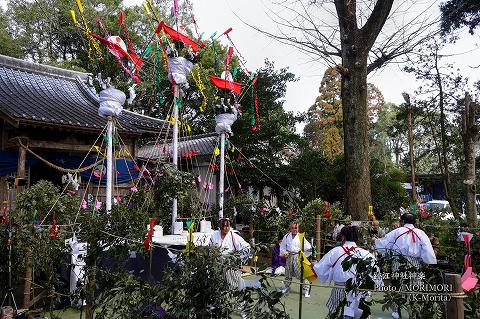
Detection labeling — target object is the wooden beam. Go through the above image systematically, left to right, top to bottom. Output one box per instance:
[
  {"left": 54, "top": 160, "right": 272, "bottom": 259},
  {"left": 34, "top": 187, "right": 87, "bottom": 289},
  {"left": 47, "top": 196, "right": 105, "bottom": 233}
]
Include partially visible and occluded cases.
[{"left": 27, "top": 140, "right": 100, "bottom": 152}]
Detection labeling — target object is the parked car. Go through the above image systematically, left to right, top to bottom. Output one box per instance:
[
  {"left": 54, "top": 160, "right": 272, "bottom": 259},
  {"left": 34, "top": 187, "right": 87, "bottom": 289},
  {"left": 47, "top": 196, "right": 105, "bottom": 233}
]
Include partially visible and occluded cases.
[{"left": 424, "top": 200, "right": 450, "bottom": 210}]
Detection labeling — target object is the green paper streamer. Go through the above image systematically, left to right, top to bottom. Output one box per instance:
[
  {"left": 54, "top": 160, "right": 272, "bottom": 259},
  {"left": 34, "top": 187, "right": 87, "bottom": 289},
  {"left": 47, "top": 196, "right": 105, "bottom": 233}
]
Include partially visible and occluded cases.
[
  {"left": 143, "top": 44, "right": 153, "bottom": 58},
  {"left": 154, "top": 45, "right": 165, "bottom": 105},
  {"left": 232, "top": 66, "right": 239, "bottom": 78},
  {"left": 249, "top": 72, "right": 256, "bottom": 81},
  {"left": 412, "top": 203, "right": 417, "bottom": 215},
  {"left": 186, "top": 220, "right": 193, "bottom": 229}
]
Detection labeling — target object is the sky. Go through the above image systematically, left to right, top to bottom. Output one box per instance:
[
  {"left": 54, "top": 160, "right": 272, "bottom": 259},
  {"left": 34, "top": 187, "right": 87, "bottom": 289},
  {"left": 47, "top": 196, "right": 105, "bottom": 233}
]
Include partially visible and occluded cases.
[{"left": 2, "top": 0, "right": 479, "bottom": 121}]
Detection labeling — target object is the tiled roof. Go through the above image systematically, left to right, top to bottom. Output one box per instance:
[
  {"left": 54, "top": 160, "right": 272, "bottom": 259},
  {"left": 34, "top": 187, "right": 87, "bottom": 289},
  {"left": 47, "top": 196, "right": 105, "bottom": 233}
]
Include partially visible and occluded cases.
[
  {"left": 0, "top": 54, "right": 167, "bottom": 136},
  {"left": 138, "top": 132, "right": 218, "bottom": 160}
]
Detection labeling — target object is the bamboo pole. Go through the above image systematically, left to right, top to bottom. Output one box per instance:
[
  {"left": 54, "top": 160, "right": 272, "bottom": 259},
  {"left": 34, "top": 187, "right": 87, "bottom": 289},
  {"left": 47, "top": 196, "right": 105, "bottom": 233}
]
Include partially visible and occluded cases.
[{"left": 316, "top": 215, "right": 321, "bottom": 261}]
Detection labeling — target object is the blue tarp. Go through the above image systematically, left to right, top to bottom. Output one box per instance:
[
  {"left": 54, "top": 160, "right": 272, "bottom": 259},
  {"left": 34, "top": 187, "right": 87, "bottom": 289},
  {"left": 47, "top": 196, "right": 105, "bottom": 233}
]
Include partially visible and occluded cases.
[
  {"left": 0, "top": 150, "right": 38, "bottom": 176},
  {"left": 45, "top": 155, "right": 140, "bottom": 185}
]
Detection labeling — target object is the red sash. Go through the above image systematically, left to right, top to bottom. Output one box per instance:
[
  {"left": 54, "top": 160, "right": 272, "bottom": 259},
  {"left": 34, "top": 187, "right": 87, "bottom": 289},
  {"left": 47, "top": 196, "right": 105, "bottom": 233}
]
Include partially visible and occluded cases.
[
  {"left": 394, "top": 226, "right": 421, "bottom": 244},
  {"left": 332, "top": 245, "right": 358, "bottom": 268}
]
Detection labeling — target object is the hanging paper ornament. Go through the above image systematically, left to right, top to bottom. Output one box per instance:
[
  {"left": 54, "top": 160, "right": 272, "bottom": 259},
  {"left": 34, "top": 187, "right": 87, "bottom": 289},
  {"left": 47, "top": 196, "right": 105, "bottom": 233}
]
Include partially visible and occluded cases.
[
  {"left": 71, "top": 0, "right": 103, "bottom": 59},
  {"left": 155, "top": 21, "right": 201, "bottom": 52},
  {"left": 88, "top": 22, "right": 142, "bottom": 83},
  {"left": 191, "top": 67, "right": 206, "bottom": 112},
  {"left": 209, "top": 75, "right": 241, "bottom": 94},
  {"left": 250, "top": 76, "right": 261, "bottom": 131},
  {"left": 214, "top": 147, "right": 220, "bottom": 156},
  {"left": 203, "top": 182, "right": 214, "bottom": 190},
  {"left": 130, "top": 185, "right": 138, "bottom": 193},
  {"left": 81, "top": 199, "right": 88, "bottom": 209},
  {"left": 95, "top": 200, "right": 102, "bottom": 210},
  {"left": 322, "top": 201, "right": 331, "bottom": 219},
  {"left": 411, "top": 203, "right": 417, "bottom": 216},
  {"left": 419, "top": 203, "right": 428, "bottom": 219},
  {"left": 368, "top": 205, "right": 376, "bottom": 221},
  {"left": 33, "top": 209, "right": 41, "bottom": 233},
  {"left": 50, "top": 212, "right": 59, "bottom": 240},
  {"left": 144, "top": 217, "right": 157, "bottom": 253},
  {"left": 184, "top": 221, "right": 195, "bottom": 255},
  {"left": 461, "top": 233, "right": 478, "bottom": 291}
]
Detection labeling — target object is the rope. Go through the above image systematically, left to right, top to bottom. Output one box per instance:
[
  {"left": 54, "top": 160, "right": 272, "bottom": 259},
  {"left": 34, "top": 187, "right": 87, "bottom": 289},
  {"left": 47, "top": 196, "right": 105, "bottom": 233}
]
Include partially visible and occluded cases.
[{"left": 17, "top": 138, "right": 104, "bottom": 174}]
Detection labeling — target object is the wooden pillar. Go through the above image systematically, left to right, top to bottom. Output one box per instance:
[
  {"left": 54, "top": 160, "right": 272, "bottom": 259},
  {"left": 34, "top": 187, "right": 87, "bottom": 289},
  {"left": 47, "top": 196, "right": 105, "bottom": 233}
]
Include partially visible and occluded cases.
[
  {"left": 17, "top": 142, "right": 27, "bottom": 194},
  {"left": 0, "top": 176, "right": 6, "bottom": 213},
  {"left": 316, "top": 215, "right": 321, "bottom": 261},
  {"left": 445, "top": 273, "right": 464, "bottom": 319}
]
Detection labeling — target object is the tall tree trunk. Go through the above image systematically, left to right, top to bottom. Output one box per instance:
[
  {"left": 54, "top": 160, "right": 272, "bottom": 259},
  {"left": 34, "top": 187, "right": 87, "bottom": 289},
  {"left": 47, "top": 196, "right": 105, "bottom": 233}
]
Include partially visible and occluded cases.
[
  {"left": 335, "top": 0, "right": 394, "bottom": 220},
  {"left": 434, "top": 48, "right": 460, "bottom": 219},
  {"left": 340, "top": 58, "right": 371, "bottom": 220},
  {"left": 461, "top": 92, "right": 478, "bottom": 227},
  {"left": 406, "top": 103, "right": 418, "bottom": 202}
]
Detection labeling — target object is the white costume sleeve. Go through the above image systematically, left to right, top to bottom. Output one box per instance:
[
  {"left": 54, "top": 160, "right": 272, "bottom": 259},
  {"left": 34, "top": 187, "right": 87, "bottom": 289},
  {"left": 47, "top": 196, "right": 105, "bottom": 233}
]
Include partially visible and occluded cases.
[
  {"left": 374, "top": 229, "right": 396, "bottom": 254},
  {"left": 232, "top": 232, "right": 251, "bottom": 254},
  {"left": 419, "top": 232, "right": 437, "bottom": 264},
  {"left": 279, "top": 234, "right": 288, "bottom": 256},
  {"left": 302, "top": 237, "right": 312, "bottom": 257},
  {"left": 313, "top": 249, "right": 336, "bottom": 284}
]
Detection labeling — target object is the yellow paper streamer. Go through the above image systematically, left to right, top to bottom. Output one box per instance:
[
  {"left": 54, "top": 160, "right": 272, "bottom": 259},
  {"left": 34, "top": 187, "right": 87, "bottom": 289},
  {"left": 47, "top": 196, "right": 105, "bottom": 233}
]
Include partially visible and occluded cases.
[
  {"left": 75, "top": 0, "right": 83, "bottom": 13},
  {"left": 142, "top": 2, "right": 151, "bottom": 15},
  {"left": 70, "top": 10, "right": 78, "bottom": 25},
  {"left": 191, "top": 66, "right": 206, "bottom": 112},
  {"left": 214, "top": 148, "right": 220, "bottom": 156}
]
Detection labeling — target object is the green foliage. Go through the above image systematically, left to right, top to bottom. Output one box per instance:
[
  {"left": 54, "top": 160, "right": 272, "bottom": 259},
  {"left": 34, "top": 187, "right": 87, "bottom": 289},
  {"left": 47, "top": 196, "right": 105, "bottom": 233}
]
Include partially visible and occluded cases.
[
  {"left": 440, "top": 0, "right": 480, "bottom": 35},
  {"left": 0, "top": 7, "right": 20, "bottom": 57},
  {"left": 229, "top": 60, "right": 302, "bottom": 203},
  {"left": 304, "top": 66, "right": 385, "bottom": 160},
  {"left": 289, "top": 148, "right": 344, "bottom": 204},
  {"left": 370, "top": 157, "right": 410, "bottom": 218},
  {"left": 130, "top": 163, "right": 198, "bottom": 232},
  {"left": 0, "top": 180, "right": 78, "bottom": 303},
  {"left": 300, "top": 198, "right": 344, "bottom": 238},
  {"left": 94, "top": 246, "right": 290, "bottom": 319},
  {"left": 464, "top": 290, "right": 480, "bottom": 319}
]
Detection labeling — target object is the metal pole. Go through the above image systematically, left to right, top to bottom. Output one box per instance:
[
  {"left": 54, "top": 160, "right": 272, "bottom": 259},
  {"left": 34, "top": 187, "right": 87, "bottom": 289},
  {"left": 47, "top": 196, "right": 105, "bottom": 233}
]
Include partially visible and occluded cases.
[
  {"left": 171, "top": 84, "right": 179, "bottom": 233},
  {"left": 106, "top": 117, "right": 113, "bottom": 212},
  {"left": 218, "top": 132, "right": 225, "bottom": 219},
  {"left": 7, "top": 186, "right": 13, "bottom": 307},
  {"left": 299, "top": 235, "right": 304, "bottom": 319}
]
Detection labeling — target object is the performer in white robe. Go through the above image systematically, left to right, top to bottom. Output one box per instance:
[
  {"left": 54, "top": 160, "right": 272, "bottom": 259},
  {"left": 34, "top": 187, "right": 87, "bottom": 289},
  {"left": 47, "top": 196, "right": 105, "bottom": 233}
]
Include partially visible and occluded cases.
[
  {"left": 374, "top": 213, "right": 437, "bottom": 266},
  {"left": 375, "top": 213, "right": 436, "bottom": 319},
  {"left": 209, "top": 218, "right": 251, "bottom": 288},
  {"left": 209, "top": 218, "right": 251, "bottom": 318},
  {"left": 280, "top": 220, "right": 312, "bottom": 297},
  {"left": 314, "top": 225, "right": 380, "bottom": 319}
]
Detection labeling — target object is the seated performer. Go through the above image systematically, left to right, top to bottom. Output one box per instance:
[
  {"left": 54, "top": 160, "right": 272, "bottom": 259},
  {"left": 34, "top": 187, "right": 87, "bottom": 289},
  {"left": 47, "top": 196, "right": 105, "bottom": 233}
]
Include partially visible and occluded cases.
[
  {"left": 314, "top": 225, "right": 380, "bottom": 319},
  {"left": 271, "top": 233, "right": 287, "bottom": 276}
]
